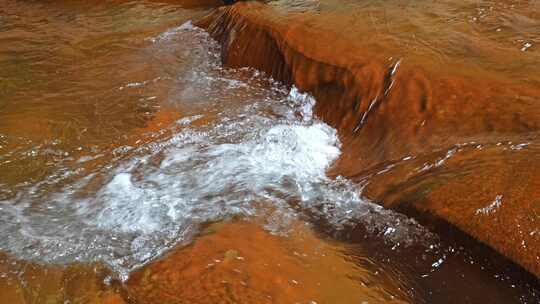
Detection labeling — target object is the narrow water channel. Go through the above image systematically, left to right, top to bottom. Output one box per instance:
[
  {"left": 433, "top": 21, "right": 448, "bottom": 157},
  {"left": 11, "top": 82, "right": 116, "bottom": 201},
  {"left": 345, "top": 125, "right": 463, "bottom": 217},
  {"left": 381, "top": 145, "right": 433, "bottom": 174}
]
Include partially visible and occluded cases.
[{"left": 0, "top": 1, "right": 538, "bottom": 303}]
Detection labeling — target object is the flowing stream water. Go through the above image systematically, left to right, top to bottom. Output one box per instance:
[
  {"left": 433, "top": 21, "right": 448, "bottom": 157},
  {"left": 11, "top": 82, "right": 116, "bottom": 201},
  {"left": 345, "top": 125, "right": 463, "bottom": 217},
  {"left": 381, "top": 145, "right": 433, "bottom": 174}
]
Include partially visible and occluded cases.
[{"left": 0, "top": 1, "right": 539, "bottom": 303}]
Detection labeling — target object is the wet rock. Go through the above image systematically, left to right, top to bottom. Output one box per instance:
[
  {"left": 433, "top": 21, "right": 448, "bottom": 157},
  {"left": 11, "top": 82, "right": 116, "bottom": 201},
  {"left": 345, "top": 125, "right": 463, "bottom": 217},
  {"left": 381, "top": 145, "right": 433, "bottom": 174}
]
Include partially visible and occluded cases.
[
  {"left": 197, "top": 2, "right": 540, "bottom": 277},
  {"left": 127, "top": 221, "right": 412, "bottom": 303},
  {"left": 0, "top": 253, "right": 127, "bottom": 304},
  {"left": 101, "top": 292, "right": 126, "bottom": 304}
]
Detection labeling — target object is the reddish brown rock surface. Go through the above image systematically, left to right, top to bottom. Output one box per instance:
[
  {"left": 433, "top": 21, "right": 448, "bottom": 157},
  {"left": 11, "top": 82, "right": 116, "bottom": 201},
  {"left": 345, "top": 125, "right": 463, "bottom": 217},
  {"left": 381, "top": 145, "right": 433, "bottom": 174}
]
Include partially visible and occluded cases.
[
  {"left": 197, "top": 1, "right": 540, "bottom": 277},
  {"left": 127, "top": 221, "right": 413, "bottom": 303},
  {"left": 0, "top": 253, "right": 124, "bottom": 304}
]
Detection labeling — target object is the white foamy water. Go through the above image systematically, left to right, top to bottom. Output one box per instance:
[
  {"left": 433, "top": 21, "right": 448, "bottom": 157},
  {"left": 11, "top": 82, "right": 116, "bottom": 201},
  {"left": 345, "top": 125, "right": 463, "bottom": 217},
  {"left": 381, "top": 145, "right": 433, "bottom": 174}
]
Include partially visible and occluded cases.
[{"left": 0, "top": 22, "right": 433, "bottom": 280}]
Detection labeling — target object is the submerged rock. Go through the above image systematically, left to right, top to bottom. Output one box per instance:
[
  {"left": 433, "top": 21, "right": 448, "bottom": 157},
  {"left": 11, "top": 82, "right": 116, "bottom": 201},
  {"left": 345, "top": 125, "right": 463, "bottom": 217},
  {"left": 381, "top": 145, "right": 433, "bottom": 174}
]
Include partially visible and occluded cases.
[
  {"left": 197, "top": 1, "right": 540, "bottom": 277},
  {"left": 127, "top": 221, "right": 415, "bottom": 303}
]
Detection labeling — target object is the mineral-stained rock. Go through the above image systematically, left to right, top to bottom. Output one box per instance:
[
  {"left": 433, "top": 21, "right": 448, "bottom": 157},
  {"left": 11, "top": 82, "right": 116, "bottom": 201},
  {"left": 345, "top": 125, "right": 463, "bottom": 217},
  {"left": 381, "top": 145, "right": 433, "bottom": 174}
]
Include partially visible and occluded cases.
[
  {"left": 197, "top": 2, "right": 540, "bottom": 277},
  {"left": 127, "top": 221, "right": 414, "bottom": 303},
  {"left": 0, "top": 253, "right": 125, "bottom": 304}
]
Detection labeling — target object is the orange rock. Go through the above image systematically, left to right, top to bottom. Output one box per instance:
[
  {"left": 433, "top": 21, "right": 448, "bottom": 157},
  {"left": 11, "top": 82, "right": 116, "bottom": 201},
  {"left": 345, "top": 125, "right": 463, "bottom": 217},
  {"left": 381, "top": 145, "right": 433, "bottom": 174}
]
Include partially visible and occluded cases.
[
  {"left": 197, "top": 2, "right": 540, "bottom": 277},
  {"left": 127, "top": 221, "right": 412, "bottom": 303},
  {"left": 101, "top": 293, "right": 126, "bottom": 304}
]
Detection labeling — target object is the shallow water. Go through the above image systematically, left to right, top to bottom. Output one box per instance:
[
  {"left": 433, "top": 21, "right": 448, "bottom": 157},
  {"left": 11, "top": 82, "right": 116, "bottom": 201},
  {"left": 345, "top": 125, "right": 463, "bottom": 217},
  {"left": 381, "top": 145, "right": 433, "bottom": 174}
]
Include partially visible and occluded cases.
[
  {"left": 0, "top": 0, "right": 539, "bottom": 303},
  {"left": 270, "top": 0, "right": 540, "bottom": 85}
]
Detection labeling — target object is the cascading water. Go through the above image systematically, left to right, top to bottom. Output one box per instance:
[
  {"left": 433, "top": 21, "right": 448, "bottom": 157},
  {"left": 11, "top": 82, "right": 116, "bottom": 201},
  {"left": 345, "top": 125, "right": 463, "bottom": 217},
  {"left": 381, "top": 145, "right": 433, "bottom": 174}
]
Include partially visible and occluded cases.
[
  {"left": 1, "top": 2, "right": 539, "bottom": 302},
  {"left": 0, "top": 22, "right": 432, "bottom": 281}
]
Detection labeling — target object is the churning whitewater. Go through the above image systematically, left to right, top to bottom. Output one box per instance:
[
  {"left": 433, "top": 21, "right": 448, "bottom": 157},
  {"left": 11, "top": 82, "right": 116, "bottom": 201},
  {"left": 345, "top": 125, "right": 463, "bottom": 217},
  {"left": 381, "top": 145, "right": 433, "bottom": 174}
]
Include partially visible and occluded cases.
[{"left": 0, "top": 22, "right": 432, "bottom": 280}]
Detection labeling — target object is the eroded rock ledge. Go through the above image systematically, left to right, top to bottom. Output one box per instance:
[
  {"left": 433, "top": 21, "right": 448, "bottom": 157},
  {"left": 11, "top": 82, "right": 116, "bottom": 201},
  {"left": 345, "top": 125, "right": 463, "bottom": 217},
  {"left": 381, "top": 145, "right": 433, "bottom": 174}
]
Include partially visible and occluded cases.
[{"left": 197, "top": 2, "right": 540, "bottom": 277}]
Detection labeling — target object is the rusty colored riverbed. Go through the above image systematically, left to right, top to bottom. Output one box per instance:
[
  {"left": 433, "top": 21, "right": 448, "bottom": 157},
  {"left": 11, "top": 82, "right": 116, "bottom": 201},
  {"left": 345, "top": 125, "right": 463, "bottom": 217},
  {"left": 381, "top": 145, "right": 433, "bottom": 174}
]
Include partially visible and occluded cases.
[{"left": 0, "top": 0, "right": 539, "bottom": 303}]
